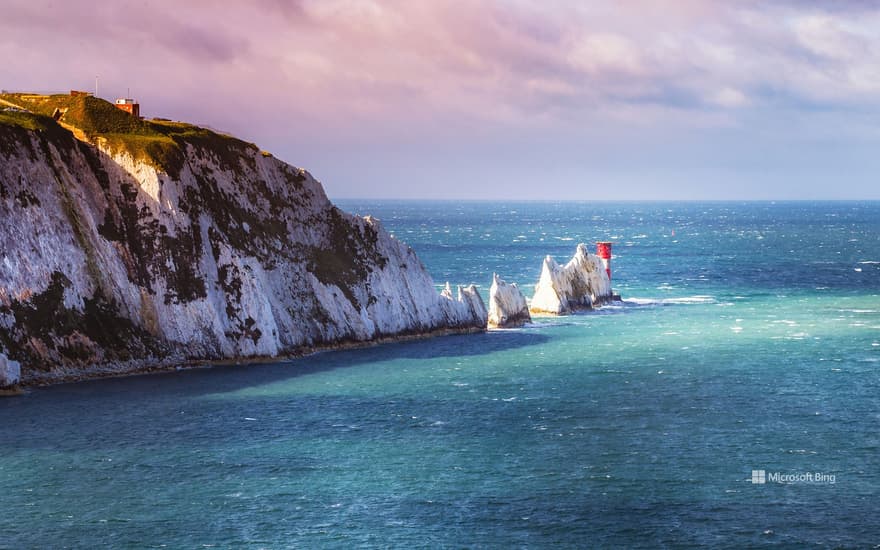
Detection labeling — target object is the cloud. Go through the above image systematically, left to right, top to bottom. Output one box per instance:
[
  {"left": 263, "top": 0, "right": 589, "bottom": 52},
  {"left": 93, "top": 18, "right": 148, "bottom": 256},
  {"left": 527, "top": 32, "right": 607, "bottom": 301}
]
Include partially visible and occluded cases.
[
  {"left": 3, "top": 0, "right": 880, "bottom": 198},
  {"left": 5, "top": 0, "right": 880, "bottom": 127},
  {"left": 1, "top": 2, "right": 249, "bottom": 64},
  {"left": 569, "top": 33, "right": 645, "bottom": 76},
  {"left": 708, "top": 88, "right": 750, "bottom": 108}
]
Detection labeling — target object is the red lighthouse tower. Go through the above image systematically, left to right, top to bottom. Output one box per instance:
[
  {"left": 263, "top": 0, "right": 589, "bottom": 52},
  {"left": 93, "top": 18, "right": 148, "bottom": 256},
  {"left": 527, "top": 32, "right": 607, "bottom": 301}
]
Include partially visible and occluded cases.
[{"left": 596, "top": 241, "right": 612, "bottom": 280}]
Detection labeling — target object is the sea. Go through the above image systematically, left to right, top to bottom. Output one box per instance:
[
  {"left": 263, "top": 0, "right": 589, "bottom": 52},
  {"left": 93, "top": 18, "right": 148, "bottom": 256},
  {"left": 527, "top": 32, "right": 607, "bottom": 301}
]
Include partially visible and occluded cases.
[{"left": 1, "top": 201, "right": 879, "bottom": 548}]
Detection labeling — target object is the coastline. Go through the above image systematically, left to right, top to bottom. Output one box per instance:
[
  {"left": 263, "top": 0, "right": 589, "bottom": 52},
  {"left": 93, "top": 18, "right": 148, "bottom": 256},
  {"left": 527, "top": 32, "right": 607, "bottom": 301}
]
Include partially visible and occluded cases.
[{"left": 15, "top": 325, "right": 487, "bottom": 390}]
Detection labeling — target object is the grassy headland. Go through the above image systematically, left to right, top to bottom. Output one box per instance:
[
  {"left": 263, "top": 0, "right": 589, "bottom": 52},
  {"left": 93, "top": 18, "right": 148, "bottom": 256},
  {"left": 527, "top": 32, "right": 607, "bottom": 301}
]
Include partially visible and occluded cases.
[{"left": 0, "top": 93, "right": 258, "bottom": 177}]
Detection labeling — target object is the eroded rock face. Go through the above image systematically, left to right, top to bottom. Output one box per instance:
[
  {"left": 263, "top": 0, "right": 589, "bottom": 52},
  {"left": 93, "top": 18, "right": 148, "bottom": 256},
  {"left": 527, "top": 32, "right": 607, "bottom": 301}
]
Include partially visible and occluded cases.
[
  {"left": 0, "top": 120, "right": 486, "bottom": 384},
  {"left": 529, "top": 244, "right": 612, "bottom": 315},
  {"left": 488, "top": 274, "right": 531, "bottom": 328},
  {"left": 441, "top": 282, "right": 489, "bottom": 328},
  {"left": 0, "top": 353, "right": 20, "bottom": 388}
]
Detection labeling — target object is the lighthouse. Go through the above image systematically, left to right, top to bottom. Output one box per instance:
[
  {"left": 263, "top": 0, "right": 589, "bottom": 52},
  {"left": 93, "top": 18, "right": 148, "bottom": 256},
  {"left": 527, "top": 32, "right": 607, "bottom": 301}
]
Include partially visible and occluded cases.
[{"left": 596, "top": 241, "right": 612, "bottom": 280}]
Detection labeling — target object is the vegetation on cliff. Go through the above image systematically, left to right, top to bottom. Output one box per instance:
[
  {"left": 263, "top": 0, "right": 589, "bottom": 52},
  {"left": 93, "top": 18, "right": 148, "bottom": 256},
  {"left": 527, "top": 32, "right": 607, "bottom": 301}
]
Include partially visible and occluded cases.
[{"left": 0, "top": 93, "right": 257, "bottom": 178}]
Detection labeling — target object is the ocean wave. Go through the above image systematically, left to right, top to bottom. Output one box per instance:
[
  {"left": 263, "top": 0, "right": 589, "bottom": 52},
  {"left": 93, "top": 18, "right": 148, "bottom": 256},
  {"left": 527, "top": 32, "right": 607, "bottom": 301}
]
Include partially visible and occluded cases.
[
  {"left": 625, "top": 296, "right": 716, "bottom": 306},
  {"left": 490, "top": 320, "right": 564, "bottom": 330}
]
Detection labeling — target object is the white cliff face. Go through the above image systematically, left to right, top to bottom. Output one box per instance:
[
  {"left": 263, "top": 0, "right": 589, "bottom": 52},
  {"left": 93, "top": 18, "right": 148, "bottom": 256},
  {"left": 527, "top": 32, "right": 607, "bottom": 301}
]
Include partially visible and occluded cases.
[
  {"left": 0, "top": 119, "right": 486, "bottom": 384},
  {"left": 529, "top": 244, "right": 612, "bottom": 315},
  {"left": 488, "top": 273, "right": 531, "bottom": 328},
  {"left": 449, "top": 283, "right": 489, "bottom": 328},
  {"left": 0, "top": 353, "right": 20, "bottom": 388}
]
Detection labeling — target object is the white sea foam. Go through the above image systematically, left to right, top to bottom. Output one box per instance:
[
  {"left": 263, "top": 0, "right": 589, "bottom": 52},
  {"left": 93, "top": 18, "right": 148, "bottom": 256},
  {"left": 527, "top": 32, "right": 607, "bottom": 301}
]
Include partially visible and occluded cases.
[
  {"left": 625, "top": 296, "right": 716, "bottom": 306},
  {"left": 664, "top": 296, "right": 716, "bottom": 304},
  {"left": 626, "top": 298, "right": 658, "bottom": 305},
  {"left": 501, "top": 319, "right": 562, "bottom": 330}
]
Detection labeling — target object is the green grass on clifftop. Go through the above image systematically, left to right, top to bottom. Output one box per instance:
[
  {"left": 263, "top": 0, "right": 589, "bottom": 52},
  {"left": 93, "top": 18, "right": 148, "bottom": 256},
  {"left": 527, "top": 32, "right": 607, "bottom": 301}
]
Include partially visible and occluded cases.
[
  {"left": 0, "top": 93, "right": 259, "bottom": 178},
  {"left": 0, "top": 108, "right": 77, "bottom": 160},
  {"left": 0, "top": 109, "right": 57, "bottom": 132}
]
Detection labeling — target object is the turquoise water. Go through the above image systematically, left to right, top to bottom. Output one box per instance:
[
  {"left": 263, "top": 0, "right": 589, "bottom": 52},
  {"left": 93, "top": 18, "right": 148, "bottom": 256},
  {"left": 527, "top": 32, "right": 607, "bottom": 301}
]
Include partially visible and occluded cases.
[{"left": 2, "top": 201, "right": 879, "bottom": 548}]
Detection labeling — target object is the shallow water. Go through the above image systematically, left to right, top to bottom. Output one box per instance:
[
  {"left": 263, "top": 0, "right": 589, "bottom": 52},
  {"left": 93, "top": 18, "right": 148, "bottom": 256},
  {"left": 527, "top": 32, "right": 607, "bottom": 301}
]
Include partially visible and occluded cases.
[{"left": 2, "top": 201, "right": 879, "bottom": 547}]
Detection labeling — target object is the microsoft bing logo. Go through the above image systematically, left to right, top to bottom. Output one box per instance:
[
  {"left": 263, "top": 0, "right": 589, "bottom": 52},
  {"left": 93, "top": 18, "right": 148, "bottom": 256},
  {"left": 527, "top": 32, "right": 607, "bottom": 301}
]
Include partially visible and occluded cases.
[{"left": 749, "top": 469, "right": 835, "bottom": 484}]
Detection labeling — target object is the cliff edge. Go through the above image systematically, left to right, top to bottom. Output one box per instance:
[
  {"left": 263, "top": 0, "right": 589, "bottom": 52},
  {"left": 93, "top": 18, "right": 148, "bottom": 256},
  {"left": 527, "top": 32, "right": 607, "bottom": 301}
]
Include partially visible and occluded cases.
[{"left": 0, "top": 93, "right": 486, "bottom": 385}]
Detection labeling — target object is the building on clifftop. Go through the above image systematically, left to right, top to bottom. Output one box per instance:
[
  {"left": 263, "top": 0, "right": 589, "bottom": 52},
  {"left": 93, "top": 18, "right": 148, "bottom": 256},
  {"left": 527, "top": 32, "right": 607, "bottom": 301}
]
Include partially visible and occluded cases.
[{"left": 114, "top": 97, "right": 140, "bottom": 118}]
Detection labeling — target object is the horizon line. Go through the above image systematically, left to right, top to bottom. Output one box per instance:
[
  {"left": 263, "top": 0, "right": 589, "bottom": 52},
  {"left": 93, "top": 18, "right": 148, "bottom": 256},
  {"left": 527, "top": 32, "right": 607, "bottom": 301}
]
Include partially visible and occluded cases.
[{"left": 330, "top": 197, "right": 880, "bottom": 203}]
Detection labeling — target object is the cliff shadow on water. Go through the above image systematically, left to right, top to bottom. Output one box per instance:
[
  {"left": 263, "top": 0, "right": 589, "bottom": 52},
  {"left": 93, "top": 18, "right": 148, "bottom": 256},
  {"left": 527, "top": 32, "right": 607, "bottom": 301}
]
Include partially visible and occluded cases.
[{"left": 0, "top": 329, "right": 551, "bottom": 445}]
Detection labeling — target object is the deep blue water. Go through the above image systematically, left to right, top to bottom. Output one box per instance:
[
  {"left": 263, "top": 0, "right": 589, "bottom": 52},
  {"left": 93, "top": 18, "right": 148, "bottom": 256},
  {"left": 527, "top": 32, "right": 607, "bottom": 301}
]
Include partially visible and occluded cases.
[{"left": 2, "top": 201, "right": 879, "bottom": 548}]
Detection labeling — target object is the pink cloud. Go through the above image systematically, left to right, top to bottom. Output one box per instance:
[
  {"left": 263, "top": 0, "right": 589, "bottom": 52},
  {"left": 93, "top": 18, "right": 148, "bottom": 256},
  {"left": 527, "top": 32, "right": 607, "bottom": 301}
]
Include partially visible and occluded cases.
[{"left": 3, "top": 0, "right": 880, "bottom": 169}]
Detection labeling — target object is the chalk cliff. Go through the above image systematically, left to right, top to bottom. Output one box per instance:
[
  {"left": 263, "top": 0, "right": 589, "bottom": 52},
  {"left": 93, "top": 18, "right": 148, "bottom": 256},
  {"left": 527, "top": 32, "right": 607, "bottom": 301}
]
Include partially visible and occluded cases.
[
  {"left": 0, "top": 94, "right": 486, "bottom": 385},
  {"left": 529, "top": 244, "right": 613, "bottom": 315},
  {"left": 487, "top": 274, "right": 531, "bottom": 328},
  {"left": 441, "top": 282, "right": 488, "bottom": 328},
  {"left": 0, "top": 353, "right": 20, "bottom": 389}
]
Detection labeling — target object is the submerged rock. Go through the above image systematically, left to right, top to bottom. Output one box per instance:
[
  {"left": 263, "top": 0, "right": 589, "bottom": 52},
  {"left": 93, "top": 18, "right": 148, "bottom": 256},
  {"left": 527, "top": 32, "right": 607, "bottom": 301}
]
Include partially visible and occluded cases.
[
  {"left": 0, "top": 96, "right": 487, "bottom": 385},
  {"left": 529, "top": 243, "right": 612, "bottom": 315},
  {"left": 488, "top": 274, "right": 531, "bottom": 328},
  {"left": 0, "top": 354, "right": 21, "bottom": 389}
]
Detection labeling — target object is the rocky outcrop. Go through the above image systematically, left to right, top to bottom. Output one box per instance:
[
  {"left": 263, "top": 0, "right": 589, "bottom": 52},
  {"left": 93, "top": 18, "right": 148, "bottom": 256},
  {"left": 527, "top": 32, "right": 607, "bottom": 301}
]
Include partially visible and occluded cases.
[
  {"left": 0, "top": 103, "right": 486, "bottom": 385},
  {"left": 529, "top": 244, "right": 612, "bottom": 315},
  {"left": 487, "top": 274, "right": 531, "bottom": 328},
  {"left": 441, "top": 282, "right": 488, "bottom": 328},
  {"left": 0, "top": 353, "right": 20, "bottom": 389}
]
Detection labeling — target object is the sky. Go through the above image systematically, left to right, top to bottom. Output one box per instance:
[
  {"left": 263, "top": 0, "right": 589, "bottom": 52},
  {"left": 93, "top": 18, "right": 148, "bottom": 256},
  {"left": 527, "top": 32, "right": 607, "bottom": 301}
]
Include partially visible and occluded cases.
[{"left": 2, "top": 0, "right": 880, "bottom": 200}]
